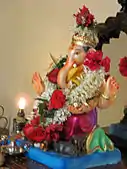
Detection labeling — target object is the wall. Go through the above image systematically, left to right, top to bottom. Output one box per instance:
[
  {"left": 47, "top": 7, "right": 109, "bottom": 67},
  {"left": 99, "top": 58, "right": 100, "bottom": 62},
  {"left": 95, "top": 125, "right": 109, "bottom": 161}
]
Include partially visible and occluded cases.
[{"left": 0, "top": 0, "right": 126, "bottom": 131}]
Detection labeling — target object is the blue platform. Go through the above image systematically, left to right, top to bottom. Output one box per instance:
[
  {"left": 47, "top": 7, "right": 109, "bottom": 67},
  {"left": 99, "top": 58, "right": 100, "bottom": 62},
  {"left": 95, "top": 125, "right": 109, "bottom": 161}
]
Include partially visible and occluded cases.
[{"left": 16, "top": 139, "right": 121, "bottom": 169}]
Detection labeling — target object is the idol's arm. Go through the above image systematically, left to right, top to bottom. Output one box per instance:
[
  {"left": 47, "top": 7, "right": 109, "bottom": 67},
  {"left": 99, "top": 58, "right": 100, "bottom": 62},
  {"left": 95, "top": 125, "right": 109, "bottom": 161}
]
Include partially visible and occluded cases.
[
  {"left": 97, "top": 76, "right": 119, "bottom": 109},
  {"left": 98, "top": 93, "right": 116, "bottom": 109}
]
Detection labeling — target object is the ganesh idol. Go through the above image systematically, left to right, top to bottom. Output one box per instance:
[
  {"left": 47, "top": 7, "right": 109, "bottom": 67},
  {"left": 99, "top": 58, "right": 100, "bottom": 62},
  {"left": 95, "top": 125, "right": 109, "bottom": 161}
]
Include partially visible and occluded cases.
[{"left": 23, "top": 5, "right": 119, "bottom": 155}]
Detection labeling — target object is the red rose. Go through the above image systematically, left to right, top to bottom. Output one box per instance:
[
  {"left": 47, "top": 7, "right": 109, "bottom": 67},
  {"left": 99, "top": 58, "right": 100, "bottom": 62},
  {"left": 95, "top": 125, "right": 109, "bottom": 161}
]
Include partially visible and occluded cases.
[
  {"left": 74, "top": 5, "right": 94, "bottom": 27},
  {"left": 75, "top": 13, "right": 82, "bottom": 25},
  {"left": 84, "top": 50, "right": 103, "bottom": 71},
  {"left": 84, "top": 50, "right": 111, "bottom": 72},
  {"left": 86, "top": 50, "right": 103, "bottom": 60},
  {"left": 101, "top": 56, "right": 111, "bottom": 72},
  {"left": 119, "top": 56, "right": 127, "bottom": 77},
  {"left": 84, "top": 59, "right": 100, "bottom": 71},
  {"left": 47, "top": 68, "right": 60, "bottom": 84},
  {"left": 48, "top": 90, "right": 66, "bottom": 110},
  {"left": 31, "top": 116, "right": 40, "bottom": 126},
  {"left": 23, "top": 122, "right": 63, "bottom": 142},
  {"left": 45, "top": 123, "right": 63, "bottom": 141},
  {"left": 23, "top": 124, "right": 45, "bottom": 142}
]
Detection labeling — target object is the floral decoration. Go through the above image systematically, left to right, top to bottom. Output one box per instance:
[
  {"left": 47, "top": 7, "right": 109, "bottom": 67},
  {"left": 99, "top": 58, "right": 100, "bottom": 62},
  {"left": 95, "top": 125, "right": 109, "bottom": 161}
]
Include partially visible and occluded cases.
[
  {"left": 73, "top": 5, "right": 94, "bottom": 27},
  {"left": 24, "top": 49, "right": 111, "bottom": 143},
  {"left": 84, "top": 50, "right": 111, "bottom": 72},
  {"left": 101, "top": 56, "right": 111, "bottom": 73},
  {"left": 119, "top": 56, "right": 127, "bottom": 77},
  {"left": 65, "top": 67, "right": 105, "bottom": 106},
  {"left": 47, "top": 68, "right": 60, "bottom": 84},
  {"left": 48, "top": 90, "right": 66, "bottom": 110},
  {"left": 31, "top": 115, "right": 40, "bottom": 126},
  {"left": 23, "top": 119, "right": 63, "bottom": 142}
]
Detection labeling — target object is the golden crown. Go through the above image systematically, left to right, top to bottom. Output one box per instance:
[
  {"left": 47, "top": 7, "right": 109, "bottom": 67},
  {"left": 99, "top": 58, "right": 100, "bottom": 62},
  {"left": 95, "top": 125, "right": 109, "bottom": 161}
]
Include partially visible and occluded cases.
[{"left": 71, "top": 32, "right": 98, "bottom": 48}]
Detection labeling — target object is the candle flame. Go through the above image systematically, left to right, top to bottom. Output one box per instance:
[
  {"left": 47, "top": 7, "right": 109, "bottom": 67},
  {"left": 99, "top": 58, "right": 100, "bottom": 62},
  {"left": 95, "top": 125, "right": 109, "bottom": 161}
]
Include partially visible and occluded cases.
[{"left": 18, "top": 97, "right": 26, "bottom": 109}]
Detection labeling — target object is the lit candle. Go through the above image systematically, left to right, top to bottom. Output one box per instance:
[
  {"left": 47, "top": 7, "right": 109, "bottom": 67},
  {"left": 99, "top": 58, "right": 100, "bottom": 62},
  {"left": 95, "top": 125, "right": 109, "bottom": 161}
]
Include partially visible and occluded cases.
[
  {"left": 13, "top": 97, "right": 27, "bottom": 134},
  {"left": 17, "top": 97, "right": 26, "bottom": 120},
  {"left": 18, "top": 97, "right": 26, "bottom": 110}
]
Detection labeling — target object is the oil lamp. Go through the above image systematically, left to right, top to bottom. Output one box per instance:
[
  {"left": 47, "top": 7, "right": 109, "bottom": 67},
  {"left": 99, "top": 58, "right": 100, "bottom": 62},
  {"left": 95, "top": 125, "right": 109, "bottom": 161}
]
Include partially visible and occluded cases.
[{"left": 13, "top": 97, "right": 27, "bottom": 134}]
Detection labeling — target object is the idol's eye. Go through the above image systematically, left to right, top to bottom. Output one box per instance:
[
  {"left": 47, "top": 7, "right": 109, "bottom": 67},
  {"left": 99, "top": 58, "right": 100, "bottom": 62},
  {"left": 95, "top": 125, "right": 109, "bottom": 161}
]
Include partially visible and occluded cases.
[
  {"left": 75, "top": 49, "right": 81, "bottom": 55},
  {"left": 75, "top": 52, "right": 79, "bottom": 55}
]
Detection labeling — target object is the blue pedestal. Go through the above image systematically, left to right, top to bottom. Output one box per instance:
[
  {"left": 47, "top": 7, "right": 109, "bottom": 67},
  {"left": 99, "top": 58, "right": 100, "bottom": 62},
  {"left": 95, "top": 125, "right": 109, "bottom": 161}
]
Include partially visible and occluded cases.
[
  {"left": 16, "top": 139, "right": 121, "bottom": 169},
  {"left": 25, "top": 147, "right": 121, "bottom": 169}
]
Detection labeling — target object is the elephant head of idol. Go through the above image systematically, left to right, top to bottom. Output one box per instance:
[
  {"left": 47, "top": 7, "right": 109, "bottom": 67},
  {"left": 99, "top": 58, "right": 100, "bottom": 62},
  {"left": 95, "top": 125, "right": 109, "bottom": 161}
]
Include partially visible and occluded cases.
[{"left": 57, "top": 30, "right": 99, "bottom": 89}]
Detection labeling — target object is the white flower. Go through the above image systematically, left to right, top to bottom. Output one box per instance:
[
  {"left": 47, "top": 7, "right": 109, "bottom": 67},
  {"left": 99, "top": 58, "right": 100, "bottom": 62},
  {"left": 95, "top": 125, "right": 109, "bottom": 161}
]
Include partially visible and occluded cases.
[
  {"left": 66, "top": 66, "right": 105, "bottom": 106},
  {"left": 74, "top": 103, "right": 78, "bottom": 107},
  {"left": 52, "top": 107, "right": 71, "bottom": 124}
]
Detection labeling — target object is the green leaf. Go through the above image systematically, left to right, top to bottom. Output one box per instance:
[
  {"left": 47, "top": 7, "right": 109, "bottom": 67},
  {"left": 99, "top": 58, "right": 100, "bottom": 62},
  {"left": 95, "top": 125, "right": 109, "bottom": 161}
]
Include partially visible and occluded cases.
[
  {"left": 55, "top": 56, "right": 67, "bottom": 69},
  {"left": 35, "top": 98, "right": 47, "bottom": 102},
  {"left": 38, "top": 102, "right": 46, "bottom": 123}
]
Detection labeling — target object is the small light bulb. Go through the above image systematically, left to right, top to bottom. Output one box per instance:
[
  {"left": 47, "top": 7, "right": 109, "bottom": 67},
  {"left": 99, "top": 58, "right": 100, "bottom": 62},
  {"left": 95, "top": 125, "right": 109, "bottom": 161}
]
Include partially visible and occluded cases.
[{"left": 18, "top": 97, "right": 26, "bottom": 109}]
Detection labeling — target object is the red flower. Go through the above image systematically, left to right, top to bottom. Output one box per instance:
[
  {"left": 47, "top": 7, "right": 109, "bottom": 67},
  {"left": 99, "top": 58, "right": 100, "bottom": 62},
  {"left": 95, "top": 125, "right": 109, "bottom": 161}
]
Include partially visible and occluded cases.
[
  {"left": 73, "top": 5, "right": 94, "bottom": 27},
  {"left": 84, "top": 50, "right": 111, "bottom": 72},
  {"left": 84, "top": 50, "right": 103, "bottom": 71},
  {"left": 101, "top": 56, "right": 111, "bottom": 72},
  {"left": 119, "top": 56, "right": 127, "bottom": 77},
  {"left": 47, "top": 68, "right": 60, "bottom": 84},
  {"left": 48, "top": 90, "right": 66, "bottom": 110},
  {"left": 31, "top": 116, "right": 40, "bottom": 126},
  {"left": 23, "top": 122, "right": 63, "bottom": 142},
  {"left": 45, "top": 123, "right": 63, "bottom": 141},
  {"left": 23, "top": 124, "right": 45, "bottom": 142}
]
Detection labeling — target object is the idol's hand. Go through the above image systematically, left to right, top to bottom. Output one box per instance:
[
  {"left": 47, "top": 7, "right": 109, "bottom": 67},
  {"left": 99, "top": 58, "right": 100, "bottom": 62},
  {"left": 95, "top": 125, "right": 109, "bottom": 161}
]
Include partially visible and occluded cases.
[
  {"left": 32, "top": 72, "right": 45, "bottom": 96},
  {"left": 104, "top": 76, "right": 119, "bottom": 98}
]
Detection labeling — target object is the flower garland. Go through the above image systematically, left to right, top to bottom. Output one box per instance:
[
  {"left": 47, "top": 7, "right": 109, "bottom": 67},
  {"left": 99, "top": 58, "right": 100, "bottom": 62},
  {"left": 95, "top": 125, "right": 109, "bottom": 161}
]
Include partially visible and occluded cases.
[
  {"left": 29, "top": 51, "right": 110, "bottom": 127},
  {"left": 65, "top": 66, "right": 105, "bottom": 107},
  {"left": 34, "top": 68, "right": 105, "bottom": 126},
  {"left": 45, "top": 107, "right": 71, "bottom": 126}
]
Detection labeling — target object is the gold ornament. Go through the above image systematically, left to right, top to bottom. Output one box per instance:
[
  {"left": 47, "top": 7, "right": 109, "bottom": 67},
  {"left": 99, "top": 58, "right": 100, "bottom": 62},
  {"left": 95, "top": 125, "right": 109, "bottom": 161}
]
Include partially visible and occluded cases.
[{"left": 72, "top": 33, "right": 98, "bottom": 48}]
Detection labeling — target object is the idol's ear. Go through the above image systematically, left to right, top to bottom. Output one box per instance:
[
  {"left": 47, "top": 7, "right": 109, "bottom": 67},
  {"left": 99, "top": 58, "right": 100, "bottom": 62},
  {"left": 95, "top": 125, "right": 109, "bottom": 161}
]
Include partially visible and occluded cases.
[
  {"left": 83, "top": 46, "right": 97, "bottom": 53},
  {"left": 87, "top": 47, "right": 96, "bottom": 53}
]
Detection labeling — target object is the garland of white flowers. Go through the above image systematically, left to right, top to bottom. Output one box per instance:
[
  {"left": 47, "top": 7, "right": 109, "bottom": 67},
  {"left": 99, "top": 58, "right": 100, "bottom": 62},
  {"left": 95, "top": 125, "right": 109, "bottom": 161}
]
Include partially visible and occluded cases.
[
  {"left": 29, "top": 65, "right": 105, "bottom": 126},
  {"left": 65, "top": 66, "right": 105, "bottom": 107}
]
